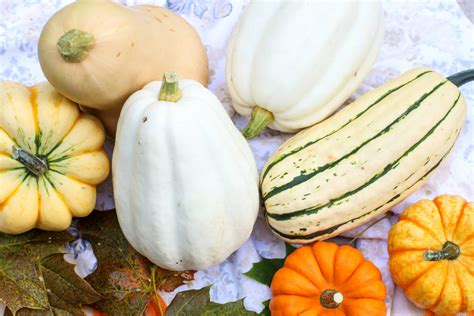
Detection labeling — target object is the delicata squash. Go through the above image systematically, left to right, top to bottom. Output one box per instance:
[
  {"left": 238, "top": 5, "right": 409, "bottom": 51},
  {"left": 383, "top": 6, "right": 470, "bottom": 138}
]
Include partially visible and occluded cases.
[
  {"left": 261, "top": 68, "right": 474, "bottom": 244},
  {"left": 0, "top": 81, "right": 110, "bottom": 234}
]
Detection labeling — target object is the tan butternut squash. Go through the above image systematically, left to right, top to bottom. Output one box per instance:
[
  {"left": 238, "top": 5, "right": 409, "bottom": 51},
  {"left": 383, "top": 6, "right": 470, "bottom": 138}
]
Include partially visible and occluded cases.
[{"left": 38, "top": 0, "right": 208, "bottom": 135}]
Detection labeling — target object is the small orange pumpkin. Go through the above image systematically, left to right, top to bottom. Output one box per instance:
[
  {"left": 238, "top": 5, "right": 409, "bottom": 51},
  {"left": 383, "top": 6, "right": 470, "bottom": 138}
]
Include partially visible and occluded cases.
[
  {"left": 388, "top": 195, "right": 474, "bottom": 314},
  {"left": 270, "top": 241, "right": 386, "bottom": 315}
]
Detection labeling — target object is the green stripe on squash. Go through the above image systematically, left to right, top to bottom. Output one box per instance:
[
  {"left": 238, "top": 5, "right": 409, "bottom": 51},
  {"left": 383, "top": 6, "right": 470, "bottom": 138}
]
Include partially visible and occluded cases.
[
  {"left": 261, "top": 70, "right": 433, "bottom": 181},
  {"left": 264, "top": 79, "right": 446, "bottom": 201},
  {"left": 266, "top": 92, "right": 461, "bottom": 222}
]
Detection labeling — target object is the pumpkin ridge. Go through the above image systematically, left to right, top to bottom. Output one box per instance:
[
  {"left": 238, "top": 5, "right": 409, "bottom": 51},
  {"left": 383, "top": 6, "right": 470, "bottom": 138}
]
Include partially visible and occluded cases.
[
  {"left": 28, "top": 87, "right": 40, "bottom": 144},
  {"left": 45, "top": 114, "right": 82, "bottom": 158},
  {"left": 0, "top": 127, "right": 17, "bottom": 147},
  {"left": 0, "top": 152, "right": 12, "bottom": 158},
  {"left": 0, "top": 169, "right": 23, "bottom": 175},
  {"left": 62, "top": 173, "right": 96, "bottom": 188},
  {"left": 0, "top": 181, "right": 24, "bottom": 209},
  {"left": 35, "top": 181, "right": 42, "bottom": 226},
  {"left": 433, "top": 198, "right": 449, "bottom": 241},
  {"left": 451, "top": 200, "right": 467, "bottom": 244},
  {"left": 398, "top": 219, "right": 444, "bottom": 244},
  {"left": 459, "top": 235, "right": 474, "bottom": 247},
  {"left": 312, "top": 242, "right": 338, "bottom": 284},
  {"left": 334, "top": 246, "right": 364, "bottom": 287},
  {"left": 388, "top": 248, "right": 429, "bottom": 255},
  {"left": 458, "top": 251, "right": 474, "bottom": 257},
  {"left": 404, "top": 262, "right": 438, "bottom": 293},
  {"left": 425, "top": 263, "right": 449, "bottom": 311},
  {"left": 454, "top": 263, "right": 466, "bottom": 311},
  {"left": 285, "top": 266, "right": 322, "bottom": 292},
  {"left": 343, "top": 270, "right": 383, "bottom": 297}
]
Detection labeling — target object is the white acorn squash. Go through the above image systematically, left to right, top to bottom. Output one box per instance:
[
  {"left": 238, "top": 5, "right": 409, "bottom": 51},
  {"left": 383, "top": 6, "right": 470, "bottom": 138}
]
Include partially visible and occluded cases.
[
  {"left": 226, "top": 0, "right": 384, "bottom": 138},
  {"left": 113, "top": 72, "right": 260, "bottom": 271}
]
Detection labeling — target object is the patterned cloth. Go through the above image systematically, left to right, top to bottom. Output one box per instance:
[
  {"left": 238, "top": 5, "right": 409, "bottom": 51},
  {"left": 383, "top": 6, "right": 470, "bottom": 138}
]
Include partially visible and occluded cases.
[{"left": 0, "top": 0, "right": 473, "bottom": 315}]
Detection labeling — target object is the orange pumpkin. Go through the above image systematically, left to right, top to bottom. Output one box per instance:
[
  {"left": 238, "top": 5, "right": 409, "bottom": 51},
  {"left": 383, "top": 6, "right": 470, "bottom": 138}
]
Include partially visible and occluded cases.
[
  {"left": 388, "top": 195, "right": 474, "bottom": 314},
  {"left": 270, "top": 241, "right": 386, "bottom": 315}
]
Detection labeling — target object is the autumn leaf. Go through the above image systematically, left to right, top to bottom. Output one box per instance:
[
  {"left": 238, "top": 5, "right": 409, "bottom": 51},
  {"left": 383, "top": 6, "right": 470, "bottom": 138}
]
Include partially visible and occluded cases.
[
  {"left": 78, "top": 211, "right": 194, "bottom": 315},
  {"left": 0, "top": 230, "right": 101, "bottom": 315},
  {"left": 244, "top": 243, "right": 296, "bottom": 286},
  {"left": 167, "top": 286, "right": 257, "bottom": 315},
  {"left": 259, "top": 300, "right": 270, "bottom": 316}
]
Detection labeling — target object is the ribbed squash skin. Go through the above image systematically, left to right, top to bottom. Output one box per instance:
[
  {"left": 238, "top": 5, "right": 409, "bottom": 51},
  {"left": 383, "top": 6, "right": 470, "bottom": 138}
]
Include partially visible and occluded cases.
[
  {"left": 226, "top": 0, "right": 384, "bottom": 132},
  {"left": 261, "top": 68, "right": 467, "bottom": 243},
  {"left": 113, "top": 79, "right": 259, "bottom": 271}
]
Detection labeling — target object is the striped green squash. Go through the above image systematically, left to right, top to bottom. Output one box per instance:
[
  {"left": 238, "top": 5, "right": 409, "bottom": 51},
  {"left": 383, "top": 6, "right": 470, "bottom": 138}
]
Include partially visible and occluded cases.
[{"left": 260, "top": 67, "right": 473, "bottom": 244}]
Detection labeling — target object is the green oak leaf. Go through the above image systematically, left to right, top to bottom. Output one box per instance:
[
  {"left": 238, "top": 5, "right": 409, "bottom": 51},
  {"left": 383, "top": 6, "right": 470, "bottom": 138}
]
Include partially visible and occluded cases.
[
  {"left": 78, "top": 211, "right": 194, "bottom": 315},
  {"left": 0, "top": 230, "right": 101, "bottom": 315},
  {"left": 244, "top": 243, "right": 296, "bottom": 286},
  {"left": 167, "top": 286, "right": 257, "bottom": 316}
]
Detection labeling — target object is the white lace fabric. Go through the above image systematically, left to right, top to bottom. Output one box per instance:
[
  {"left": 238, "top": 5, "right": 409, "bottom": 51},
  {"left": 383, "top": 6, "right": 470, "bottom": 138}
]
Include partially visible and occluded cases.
[{"left": 0, "top": 1, "right": 472, "bottom": 315}]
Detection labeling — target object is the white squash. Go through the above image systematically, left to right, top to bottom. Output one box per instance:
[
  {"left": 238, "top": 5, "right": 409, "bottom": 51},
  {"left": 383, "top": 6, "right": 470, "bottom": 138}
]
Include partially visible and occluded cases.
[
  {"left": 226, "top": 0, "right": 384, "bottom": 139},
  {"left": 113, "top": 72, "right": 260, "bottom": 271}
]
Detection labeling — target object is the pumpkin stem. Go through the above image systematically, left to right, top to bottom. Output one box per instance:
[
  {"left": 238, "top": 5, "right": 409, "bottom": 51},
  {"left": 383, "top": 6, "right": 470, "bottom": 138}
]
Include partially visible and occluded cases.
[
  {"left": 57, "top": 29, "right": 95, "bottom": 63},
  {"left": 447, "top": 69, "right": 474, "bottom": 87},
  {"left": 158, "top": 71, "right": 183, "bottom": 102},
  {"left": 241, "top": 107, "right": 274, "bottom": 140},
  {"left": 12, "top": 146, "right": 48, "bottom": 177},
  {"left": 424, "top": 241, "right": 461, "bottom": 261},
  {"left": 320, "top": 289, "right": 344, "bottom": 309}
]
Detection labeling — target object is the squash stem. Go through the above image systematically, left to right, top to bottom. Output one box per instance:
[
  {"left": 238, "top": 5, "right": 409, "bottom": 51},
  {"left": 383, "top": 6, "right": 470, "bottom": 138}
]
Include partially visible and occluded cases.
[
  {"left": 57, "top": 29, "right": 95, "bottom": 63},
  {"left": 447, "top": 69, "right": 474, "bottom": 87},
  {"left": 158, "top": 71, "right": 183, "bottom": 102},
  {"left": 241, "top": 107, "right": 274, "bottom": 140},
  {"left": 12, "top": 146, "right": 48, "bottom": 177},
  {"left": 424, "top": 241, "right": 460, "bottom": 261},
  {"left": 320, "top": 289, "right": 344, "bottom": 309}
]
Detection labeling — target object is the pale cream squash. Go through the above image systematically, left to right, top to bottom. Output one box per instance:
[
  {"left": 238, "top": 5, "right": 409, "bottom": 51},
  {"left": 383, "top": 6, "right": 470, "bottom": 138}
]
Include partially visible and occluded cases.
[
  {"left": 38, "top": 0, "right": 208, "bottom": 135},
  {"left": 226, "top": 0, "right": 384, "bottom": 138},
  {"left": 261, "top": 68, "right": 472, "bottom": 244},
  {"left": 113, "top": 73, "right": 259, "bottom": 271},
  {"left": 0, "top": 81, "right": 109, "bottom": 234}
]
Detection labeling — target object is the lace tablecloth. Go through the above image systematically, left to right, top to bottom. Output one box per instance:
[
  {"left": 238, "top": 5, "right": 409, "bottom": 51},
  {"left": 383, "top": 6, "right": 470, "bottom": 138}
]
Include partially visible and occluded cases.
[{"left": 0, "top": 0, "right": 473, "bottom": 315}]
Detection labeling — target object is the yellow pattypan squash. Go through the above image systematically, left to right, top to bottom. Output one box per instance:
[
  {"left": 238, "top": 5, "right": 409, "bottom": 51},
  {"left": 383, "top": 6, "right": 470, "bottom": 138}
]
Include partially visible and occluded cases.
[{"left": 0, "top": 81, "right": 110, "bottom": 234}]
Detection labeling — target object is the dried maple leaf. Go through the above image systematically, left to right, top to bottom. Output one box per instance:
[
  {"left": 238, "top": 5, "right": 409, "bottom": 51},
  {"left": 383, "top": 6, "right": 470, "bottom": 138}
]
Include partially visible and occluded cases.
[
  {"left": 78, "top": 211, "right": 195, "bottom": 315},
  {"left": 0, "top": 230, "right": 101, "bottom": 315},
  {"left": 167, "top": 286, "right": 257, "bottom": 316}
]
